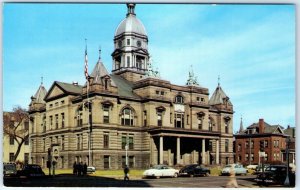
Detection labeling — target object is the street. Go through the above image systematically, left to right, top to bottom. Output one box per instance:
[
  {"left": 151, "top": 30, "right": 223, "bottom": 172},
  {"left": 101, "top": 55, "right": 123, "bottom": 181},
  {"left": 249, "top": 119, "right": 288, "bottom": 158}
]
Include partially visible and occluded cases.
[{"left": 3, "top": 174, "right": 286, "bottom": 188}]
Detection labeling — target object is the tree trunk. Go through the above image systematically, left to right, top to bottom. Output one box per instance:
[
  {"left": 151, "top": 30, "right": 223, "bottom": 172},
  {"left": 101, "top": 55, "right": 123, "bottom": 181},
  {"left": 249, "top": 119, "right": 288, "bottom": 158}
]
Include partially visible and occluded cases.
[{"left": 14, "top": 140, "right": 25, "bottom": 162}]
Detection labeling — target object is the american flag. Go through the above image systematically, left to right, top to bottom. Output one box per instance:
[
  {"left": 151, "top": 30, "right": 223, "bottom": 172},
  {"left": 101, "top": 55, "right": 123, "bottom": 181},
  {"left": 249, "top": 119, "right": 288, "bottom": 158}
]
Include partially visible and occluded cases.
[{"left": 84, "top": 45, "right": 89, "bottom": 80}]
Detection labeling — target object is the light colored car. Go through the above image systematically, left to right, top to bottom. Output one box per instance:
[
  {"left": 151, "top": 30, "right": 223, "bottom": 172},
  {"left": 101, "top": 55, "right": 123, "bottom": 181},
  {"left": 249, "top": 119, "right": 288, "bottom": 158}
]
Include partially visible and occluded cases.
[
  {"left": 221, "top": 164, "right": 247, "bottom": 176},
  {"left": 246, "top": 164, "right": 258, "bottom": 170},
  {"left": 143, "top": 165, "right": 179, "bottom": 178},
  {"left": 87, "top": 166, "right": 96, "bottom": 173}
]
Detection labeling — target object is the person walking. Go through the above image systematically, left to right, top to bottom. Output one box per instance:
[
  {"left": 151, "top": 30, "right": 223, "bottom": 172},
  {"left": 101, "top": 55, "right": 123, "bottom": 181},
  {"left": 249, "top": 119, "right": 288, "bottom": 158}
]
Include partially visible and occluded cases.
[
  {"left": 73, "top": 161, "right": 77, "bottom": 175},
  {"left": 83, "top": 162, "right": 87, "bottom": 175},
  {"left": 124, "top": 165, "right": 130, "bottom": 181},
  {"left": 226, "top": 165, "right": 238, "bottom": 188}
]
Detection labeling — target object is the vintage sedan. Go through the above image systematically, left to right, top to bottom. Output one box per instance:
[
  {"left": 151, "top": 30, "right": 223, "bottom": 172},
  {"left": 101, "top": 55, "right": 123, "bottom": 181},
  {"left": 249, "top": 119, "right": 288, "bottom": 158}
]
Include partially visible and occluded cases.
[
  {"left": 17, "top": 164, "right": 45, "bottom": 178},
  {"left": 179, "top": 164, "right": 210, "bottom": 177},
  {"left": 221, "top": 164, "right": 247, "bottom": 176},
  {"left": 143, "top": 165, "right": 179, "bottom": 178},
  {"left": 254, "top": 165, "right": 295, "bottom": 186}
]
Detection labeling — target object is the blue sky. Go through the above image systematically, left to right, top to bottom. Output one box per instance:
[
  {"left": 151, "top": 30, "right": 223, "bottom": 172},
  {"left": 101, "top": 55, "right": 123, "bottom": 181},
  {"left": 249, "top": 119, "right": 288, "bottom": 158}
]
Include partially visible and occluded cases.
[{"left": 3, "top": 3, "right": 295, "bottom": 132}]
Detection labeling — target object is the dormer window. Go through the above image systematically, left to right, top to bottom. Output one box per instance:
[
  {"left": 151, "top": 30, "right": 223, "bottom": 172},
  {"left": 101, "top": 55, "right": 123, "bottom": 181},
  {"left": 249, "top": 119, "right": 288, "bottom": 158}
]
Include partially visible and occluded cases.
[{"left": 175, "top": 95, "right": 184, "bottom": 104}]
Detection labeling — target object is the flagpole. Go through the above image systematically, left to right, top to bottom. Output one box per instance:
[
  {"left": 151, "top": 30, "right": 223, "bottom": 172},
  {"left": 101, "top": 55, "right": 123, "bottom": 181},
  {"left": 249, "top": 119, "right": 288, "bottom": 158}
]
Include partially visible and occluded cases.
[{"left": 85, "top": 39, "right": 92, "bottom": 166}]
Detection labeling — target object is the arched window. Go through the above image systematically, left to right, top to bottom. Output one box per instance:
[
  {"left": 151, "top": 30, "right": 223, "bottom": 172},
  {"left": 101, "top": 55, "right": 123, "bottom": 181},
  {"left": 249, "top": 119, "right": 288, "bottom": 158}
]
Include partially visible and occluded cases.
[
  {"left": 175, "top": 95, "right": 184, "bottom": 104},
  {"left": 121, "top": 108, "right": 134, "bottom": 126}
]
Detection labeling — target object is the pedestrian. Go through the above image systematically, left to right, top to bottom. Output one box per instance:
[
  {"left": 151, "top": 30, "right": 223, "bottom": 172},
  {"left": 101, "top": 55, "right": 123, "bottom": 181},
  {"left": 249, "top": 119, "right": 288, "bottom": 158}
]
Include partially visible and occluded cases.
[
  {"left": 73, "top": 161, "right": 77, "bottom": 175},
  {"left": 76, "top": 162, "right": 81, "bottom": 176},
  {"left": 79, "top": 162, "right": 83, "bottom": 176},
  {"left": 83, "top": 162, "right": 87, "bottom": 175},
  {"left": 124, "top": 165, "right": 130, "bottom": 181},
  {"left": 226, "top": 165, "right": 238, "bottom": 188}
]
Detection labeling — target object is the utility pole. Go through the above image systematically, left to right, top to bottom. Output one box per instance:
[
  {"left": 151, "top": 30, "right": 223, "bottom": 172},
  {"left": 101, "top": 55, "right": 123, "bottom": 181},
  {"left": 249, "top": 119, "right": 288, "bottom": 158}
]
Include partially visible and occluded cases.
[{"left": 284, "top": 136, "right": 290, "bottom": 186}]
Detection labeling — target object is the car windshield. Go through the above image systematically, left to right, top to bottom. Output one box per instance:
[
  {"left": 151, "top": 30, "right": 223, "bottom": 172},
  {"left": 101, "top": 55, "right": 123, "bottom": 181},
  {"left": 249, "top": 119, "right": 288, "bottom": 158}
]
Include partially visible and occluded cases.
[
  {"left": 4, "top": 164, "right": 16, "bottom": 170},
  {"left": 152, "top": 165, "right": 165, "bottom": 169},
  {"left": 265, "top": 166, "right": 285, "bottom": 172}
]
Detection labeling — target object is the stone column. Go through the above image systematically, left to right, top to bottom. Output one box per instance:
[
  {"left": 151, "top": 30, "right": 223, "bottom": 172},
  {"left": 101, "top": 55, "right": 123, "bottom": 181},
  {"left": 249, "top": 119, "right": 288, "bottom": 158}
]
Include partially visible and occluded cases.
[
  {"left": 160, "top": 136, "right": 163, "bottom": 164},
  {"left": 177, "top": 137, "right": 181, "bottom": 164},
  {"left": 202, "top": 139, "right": 206, "bottom": 164},
  {"left": 216, "top": 139, "right": 220, "bottom": 164}
]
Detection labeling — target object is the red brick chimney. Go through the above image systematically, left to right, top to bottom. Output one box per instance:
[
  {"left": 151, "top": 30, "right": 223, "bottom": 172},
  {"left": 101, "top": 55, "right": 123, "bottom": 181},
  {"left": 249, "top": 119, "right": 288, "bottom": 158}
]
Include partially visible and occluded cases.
[{"left": 258, "top": 119, "right": 265, "bottom": 134}]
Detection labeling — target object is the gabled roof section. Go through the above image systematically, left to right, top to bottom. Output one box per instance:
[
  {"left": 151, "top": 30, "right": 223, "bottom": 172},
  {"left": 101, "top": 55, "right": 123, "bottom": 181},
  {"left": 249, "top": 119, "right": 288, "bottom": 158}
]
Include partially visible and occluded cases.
[
  {"left": 90, "top": 60, "right": 116, "bottom": 86},
  {"left": 110, "top": 74, "right": 141, "bottom": 99},
  {"left": 44, "top": 81, "right": 83, "bottom": 101},
  {"left": 31, "top": 84, "right": 47, "bottom": 104},
  {"left": 209, "top": 85, "right": 232, "bottom": 106},
  {"left": 240, "top": 121, "right": 284, "bottom": 135},
  {"left": 284, "top": 126, "right": 295, "bottom": 138}
]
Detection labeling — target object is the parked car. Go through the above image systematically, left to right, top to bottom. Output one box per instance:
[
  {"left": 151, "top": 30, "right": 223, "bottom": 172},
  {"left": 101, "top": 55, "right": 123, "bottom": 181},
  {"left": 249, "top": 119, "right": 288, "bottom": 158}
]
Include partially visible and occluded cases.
[
  {"left": 3, "top": 163, "right": 17, "bottom": 176},
  {"left": 17, "top": 164, "right": 45, "bottom": 178},
  {"left": 179, "top": 164, "right": 210, "bottom": 177},
  {"left": 221, "top": 164, "right": 247, "bottom": 176},
  {"left": 246, "top": 164, "right": 258, "bottom": 170},
  {"left": 254, "top": 164, "right": 270, "bottom": 174},
  {"left": 143, "top": 165, "right": 179, "bottom": 178},
  {"left": 254, "top": 165, "right": 295, "bottom": 186},
  {"left": 87, "top": 166, "right": 96, "bottom": 173}
]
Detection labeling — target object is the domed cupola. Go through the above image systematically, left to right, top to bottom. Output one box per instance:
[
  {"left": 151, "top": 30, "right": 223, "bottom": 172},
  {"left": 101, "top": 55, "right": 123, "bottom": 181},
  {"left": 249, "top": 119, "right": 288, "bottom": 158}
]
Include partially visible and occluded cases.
[{"left": 112, "top": 3, "right": 150, "bottom": 82}]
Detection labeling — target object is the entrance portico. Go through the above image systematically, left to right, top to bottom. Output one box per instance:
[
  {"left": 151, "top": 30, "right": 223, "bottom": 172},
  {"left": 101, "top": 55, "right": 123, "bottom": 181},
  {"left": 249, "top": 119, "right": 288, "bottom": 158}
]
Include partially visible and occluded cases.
[{"left": 149, "top": 128, "right": 220, "bottom": 166}]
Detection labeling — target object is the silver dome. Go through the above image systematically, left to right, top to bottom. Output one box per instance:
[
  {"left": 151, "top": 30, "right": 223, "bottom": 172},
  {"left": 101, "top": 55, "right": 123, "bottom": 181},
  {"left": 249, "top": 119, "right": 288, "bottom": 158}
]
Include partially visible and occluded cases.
[{"left": 115, "top": 4, "right": 147, "bottom": 37}]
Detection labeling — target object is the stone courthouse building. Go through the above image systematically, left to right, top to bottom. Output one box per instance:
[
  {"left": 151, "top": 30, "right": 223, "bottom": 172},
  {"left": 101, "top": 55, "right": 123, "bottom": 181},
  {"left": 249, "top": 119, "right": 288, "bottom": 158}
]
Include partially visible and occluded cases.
[{"left": 28, "top": 4, "right": 234, "bottom": 169}]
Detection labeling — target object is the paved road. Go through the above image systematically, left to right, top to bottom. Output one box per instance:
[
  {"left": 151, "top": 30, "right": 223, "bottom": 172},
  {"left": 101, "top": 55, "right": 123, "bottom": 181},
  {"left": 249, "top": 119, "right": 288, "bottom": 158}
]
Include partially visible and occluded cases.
[{"left": 3, "top": 174, "right": 288, "bottom": 188}]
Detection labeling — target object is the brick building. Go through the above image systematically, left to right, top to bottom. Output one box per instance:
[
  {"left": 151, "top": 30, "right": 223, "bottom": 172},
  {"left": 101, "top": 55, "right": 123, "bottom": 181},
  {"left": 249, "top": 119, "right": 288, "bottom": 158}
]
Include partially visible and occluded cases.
[
  {"left": 28, "top": 4, "right": 234, "bottom": 169},
  {"left": 234, "top": 118, "right": 289, "bottom": 165}
]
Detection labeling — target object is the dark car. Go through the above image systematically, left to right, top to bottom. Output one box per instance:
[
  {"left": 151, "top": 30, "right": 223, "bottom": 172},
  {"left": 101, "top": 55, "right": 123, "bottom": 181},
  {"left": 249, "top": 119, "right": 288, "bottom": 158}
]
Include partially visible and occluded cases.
[
  {"left": 3, "top": 163, "right": 17, "bottom": 176},
  {"left": 17, "top": 164, "right": 45, "bottom": 178},
  {"left": 179, "top": 164, "right": 210, "bottom": 177},
  {"left": 254, "top": 164, "right": 270, "bottom": 174},
  {"left": 254, "top": 165, "right": 295, "bottom": 186}
]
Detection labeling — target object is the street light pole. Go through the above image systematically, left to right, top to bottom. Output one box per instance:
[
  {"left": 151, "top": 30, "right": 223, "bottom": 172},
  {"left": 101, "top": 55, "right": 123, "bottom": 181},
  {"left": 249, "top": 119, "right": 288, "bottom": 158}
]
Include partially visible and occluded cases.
[{"left": 284, "top": 136, "right": 290, "bottom": 187}]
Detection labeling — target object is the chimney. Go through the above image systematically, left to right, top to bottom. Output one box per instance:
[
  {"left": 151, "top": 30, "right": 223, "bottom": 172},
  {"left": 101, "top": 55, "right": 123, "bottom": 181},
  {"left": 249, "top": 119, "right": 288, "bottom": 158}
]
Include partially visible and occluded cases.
[{"left": 258, "top": 119, "right": 265, "bottom": 134}]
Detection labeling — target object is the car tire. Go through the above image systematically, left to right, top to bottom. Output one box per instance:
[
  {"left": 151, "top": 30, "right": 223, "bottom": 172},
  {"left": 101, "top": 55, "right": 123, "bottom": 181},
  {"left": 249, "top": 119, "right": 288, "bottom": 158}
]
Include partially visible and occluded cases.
[
  {"left": 205, "top": 172, "right": 210, "bottom": 177},
  {"left": 173, "top": 173, "right": 178, "bottom": 178},
  {"left": 189, "top": 173, "right": 194, "bottom": 177}
]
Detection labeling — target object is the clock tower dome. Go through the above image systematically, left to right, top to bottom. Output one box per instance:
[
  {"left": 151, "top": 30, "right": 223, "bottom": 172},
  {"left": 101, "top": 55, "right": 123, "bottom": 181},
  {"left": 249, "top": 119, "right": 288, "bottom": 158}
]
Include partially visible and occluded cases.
[{"left": 112, "top": 3, "right": 149, "bottom": 82}]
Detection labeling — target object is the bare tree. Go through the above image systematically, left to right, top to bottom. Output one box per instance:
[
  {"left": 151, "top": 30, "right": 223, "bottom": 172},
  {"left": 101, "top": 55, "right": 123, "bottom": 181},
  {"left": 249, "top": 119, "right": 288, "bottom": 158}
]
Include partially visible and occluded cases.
[{"left": 3, "top": 106, "right": 29, "bottom": 162}]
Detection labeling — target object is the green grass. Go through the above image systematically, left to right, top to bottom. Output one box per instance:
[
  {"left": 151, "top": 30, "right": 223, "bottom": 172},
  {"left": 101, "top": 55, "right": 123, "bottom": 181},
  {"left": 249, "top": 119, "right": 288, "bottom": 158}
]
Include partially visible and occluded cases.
[{"left": 44, "top": 167, "right": 223, "bottom": 177}]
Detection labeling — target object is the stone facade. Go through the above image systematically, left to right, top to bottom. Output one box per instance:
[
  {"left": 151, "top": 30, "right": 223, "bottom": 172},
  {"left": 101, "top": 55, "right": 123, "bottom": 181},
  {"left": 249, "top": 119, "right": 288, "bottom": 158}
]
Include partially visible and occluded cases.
[{"left": 28, "top": 4, "right": 234, "bottom": 169}]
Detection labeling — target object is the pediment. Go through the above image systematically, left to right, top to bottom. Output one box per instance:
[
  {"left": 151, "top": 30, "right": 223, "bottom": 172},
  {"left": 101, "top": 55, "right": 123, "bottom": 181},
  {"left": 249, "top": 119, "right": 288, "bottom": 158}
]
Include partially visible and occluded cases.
[{"left": 46, "top": 85, "right": 65, "bottom": 100}]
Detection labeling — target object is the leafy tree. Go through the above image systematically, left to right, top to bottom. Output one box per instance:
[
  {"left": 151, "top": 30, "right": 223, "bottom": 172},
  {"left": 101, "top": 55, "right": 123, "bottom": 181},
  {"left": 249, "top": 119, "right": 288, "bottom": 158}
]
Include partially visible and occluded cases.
[{"left": 3, "top": 106, "right": 29, "bottom": 162}]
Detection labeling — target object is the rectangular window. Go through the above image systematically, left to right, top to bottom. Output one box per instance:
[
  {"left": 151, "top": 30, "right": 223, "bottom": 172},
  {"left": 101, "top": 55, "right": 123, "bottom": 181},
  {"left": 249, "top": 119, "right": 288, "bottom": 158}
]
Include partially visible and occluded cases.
[
  {"left": 127, "top": 39, "right": 130, "bottom": 45},
  {"left": 127, "top": 56, "right": 130, "bottom": 67},
  {"left": 156, "top": 90, "right": 159, "bottom": 95},
  {"left": 161, "top": 91, "right": 164, "bottom": 96},
  {"left": 196, "top": 97, "right": 200, "bottom": 101},
  {"left": 103, "top": 106, "right": 109, "bottom": 123},
  {"left": 143, "top": 111, "right": 147, "bottom": 127},
  {"left": 157, "top": 112, "right": 162, "bottom": 127},
  {"left": 61, "top": 113, "right": 65, "bottom": 128},
  {"left": 174, "top": 113, "right": 184, "bottom": 128},
  {"left": 55, "top": 114, "right": 59, "bottom": 129},
  {"left": 187, "top": 115, "right": 189, "bottom": 125},
  {"left": 50, "top": 116, "right": 53, "bottom": 129},
  {"left": 198, "top": 118, "right": 202, "bottom": 129},
  {"left": 24, "top": 121, "right": 29, "bottom": 130},
  {"left": 104, "top": 133, "right": 109, "bottom": 148},
  {"left": 77, "top": 134, "right": 80, "bottom": 150},
  {"left": 61, "top": 135, "right": 64, "bottom": 151},
  {"left": 9, "top": 136, "right": 14, "bottom": 145},
  {"left": 25, "top": 136, "right": 29, "bottom": 145},
  {"left": 50, "top": 136, "right": 53, "bottom": 145},
  {"left": 122, "top": 136, "right": 127, "bottom": 149},
  {"left": 129, "top": 136, "right": 134, "bottom": 150},
  {"left": 43, "top": 138, "right": 46, "bottom": 152},
  {"left": 225, "top": 139, "right": 229, "bottom": 152},
  {"left": 264, "top": 140, "right": 268, "bottom": 148},
  {"left": 208, "top": 141, "right": 213, "bottom": 151},
  {"left": 245, "top": 141, "right": 249, "bottom": 149},
  {"left": 251, "top": 141, "right": 254, "bottom": 149},
  {"left": 238, "top": 144, "right": 241, "bottom": 151},
  {"left": 9, "top": 153, "right": 14, "bottom": 162},
  {"left": 251, "top": 153, "right": 254, "bottom": 161},
  {"left": 265, "top": 153, "right": 268, "bottom": 161},
  {"left": 245, "top": 154, "right": 249, "bottom": 161},
  {"left": 104, "top": 155, "right": 110, "bottom": 169},
  {"left": 122, "top": 156, "right": 126, "bottom": 168},
  {"left": 129, "top": 156, "right": 134, "bottom": 168}
]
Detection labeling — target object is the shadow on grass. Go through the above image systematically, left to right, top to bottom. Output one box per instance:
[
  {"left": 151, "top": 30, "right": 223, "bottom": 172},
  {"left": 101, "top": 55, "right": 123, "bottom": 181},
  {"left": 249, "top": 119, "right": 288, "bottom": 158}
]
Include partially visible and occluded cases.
[{"left": 4, "top": 174, "right": 152, "bottom": 187}]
